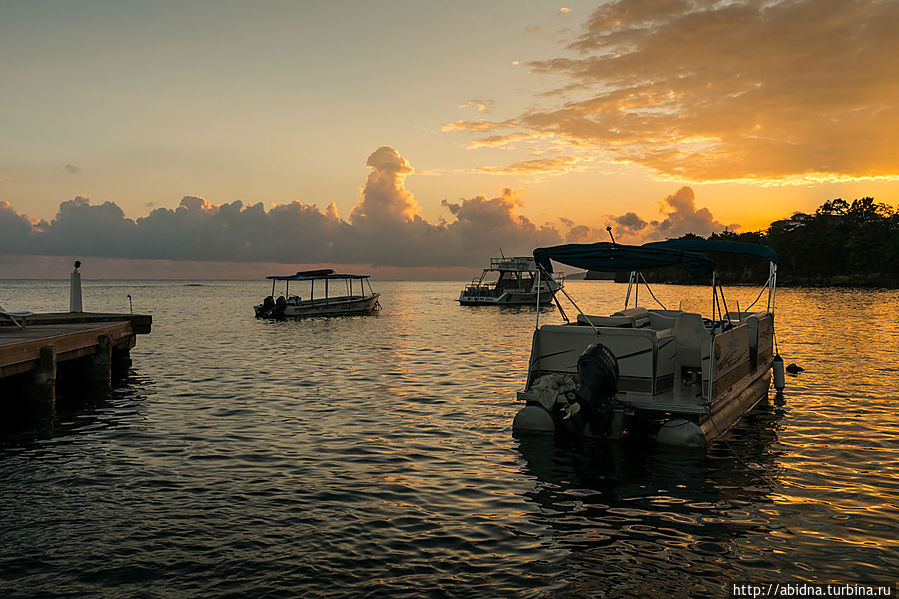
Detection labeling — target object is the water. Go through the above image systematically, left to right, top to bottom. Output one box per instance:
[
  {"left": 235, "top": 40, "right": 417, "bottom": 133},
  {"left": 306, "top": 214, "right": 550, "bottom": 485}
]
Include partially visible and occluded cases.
[{"left": 1, "top": 280, "right": 897, "bottom": 597}]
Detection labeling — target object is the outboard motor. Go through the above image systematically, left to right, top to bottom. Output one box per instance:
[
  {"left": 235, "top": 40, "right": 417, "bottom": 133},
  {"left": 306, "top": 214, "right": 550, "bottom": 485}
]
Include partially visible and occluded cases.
[
  {"left": 256, "top": 295, "right": 275, "bottom": 318},
  {"left": 274, "top": 295, "right": 287, "bottom": 319},
  {"left": 513, "top": 342, "right": 620, "bottom": 438},
  {"left": 570, "top": 343, "right": 619, "bottom": 437}
]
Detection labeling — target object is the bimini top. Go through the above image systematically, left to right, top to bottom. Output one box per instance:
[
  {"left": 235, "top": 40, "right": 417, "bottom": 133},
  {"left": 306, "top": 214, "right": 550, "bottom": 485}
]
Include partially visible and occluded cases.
[
  {"left": 644, "top": 239, "right": 778, "bottom": 264},
  {"left": 533, "top": 242, "right": 716, "bottom": 279},
  {"left": 266, "top": 268, "right": 371, "bottom": 281}
]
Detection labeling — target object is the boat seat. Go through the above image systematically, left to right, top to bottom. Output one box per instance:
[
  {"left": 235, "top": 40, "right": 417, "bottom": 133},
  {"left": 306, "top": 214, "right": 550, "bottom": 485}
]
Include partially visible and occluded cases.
[
  {"left": 578, "top": 307, "right": 650, "bottom": 328},
  {"left": 648, "top": 311, "right": 678, "bottom": 330},
  {"left": 672, "top": 312, "right": 709, "bottom": 368}
]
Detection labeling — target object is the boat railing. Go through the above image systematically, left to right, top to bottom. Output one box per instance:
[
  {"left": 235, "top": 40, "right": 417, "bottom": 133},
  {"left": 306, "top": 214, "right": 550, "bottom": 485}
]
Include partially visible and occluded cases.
[
  {"left": 490, "top": 257, "right": 536, "bottom": 271},
  {"left": 463, "top": 279, "right": 497, "bottom": 296}
]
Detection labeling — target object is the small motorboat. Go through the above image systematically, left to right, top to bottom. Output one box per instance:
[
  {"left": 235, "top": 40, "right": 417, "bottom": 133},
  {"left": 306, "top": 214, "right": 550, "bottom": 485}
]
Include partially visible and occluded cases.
[
  {"left": 512, "top": 239, "right": 783, "bottom": 449},
  {"left": 458, "top": 256, "right": 563, "bottom": 306},
  {"left": 254, "top": 269, "right": 381, "bottom": 319}
]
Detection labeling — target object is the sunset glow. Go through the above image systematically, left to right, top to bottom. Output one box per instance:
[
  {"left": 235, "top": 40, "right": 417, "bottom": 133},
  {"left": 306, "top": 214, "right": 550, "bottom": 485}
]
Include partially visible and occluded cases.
[{"left": 1, "top": 0, "right": 897, "bottom": 277}]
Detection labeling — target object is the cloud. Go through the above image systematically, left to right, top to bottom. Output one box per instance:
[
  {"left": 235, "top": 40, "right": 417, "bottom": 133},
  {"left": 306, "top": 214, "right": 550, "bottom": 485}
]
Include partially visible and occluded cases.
[
  {"left": 451, "top": 0, "right": 899, "bottom": 182},
  {"left": 460, "top": 98, "right": 494, "bottom": 114},
  {"left": 441, "top": 120, "right": 506, "bottom": 132},
  {"left": 350, "top": 146, "right": 420, "bottom": 227},
  {"left": 0, "top": 148, "right": 569, "bottom": 268},
  {"left": 1, "top": 150, "right": 735, "bottom": 270},
  {"left": 470, "top": 155, "right": 592, "bottom": 178},
  {"left": 65, "top": 164, "right": 81, "bottom": 175},
  {"left": 604, "top": 186, "right": 734, "bottom": 243},
  {"left": 0, "top": 200, "right": 35, "bottom": 253},
  {"left": 565, "top": 224, "right": 606, "bottom": 243}
]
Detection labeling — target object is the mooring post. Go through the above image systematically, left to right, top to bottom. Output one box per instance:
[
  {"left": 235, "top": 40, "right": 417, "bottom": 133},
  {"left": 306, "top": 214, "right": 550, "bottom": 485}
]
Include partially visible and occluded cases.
[
  {"left": 90, "top": 334, "right": 113, "bottom": 392},
  {"left": 31, "top": 345, "right": 57, "bottom": 408}
]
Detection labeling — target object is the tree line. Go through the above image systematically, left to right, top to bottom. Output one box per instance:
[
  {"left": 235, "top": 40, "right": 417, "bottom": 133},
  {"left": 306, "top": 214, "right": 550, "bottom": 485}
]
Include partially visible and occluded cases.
[{"left": 638, "top": 197, "right": 899, "bottom": 287}]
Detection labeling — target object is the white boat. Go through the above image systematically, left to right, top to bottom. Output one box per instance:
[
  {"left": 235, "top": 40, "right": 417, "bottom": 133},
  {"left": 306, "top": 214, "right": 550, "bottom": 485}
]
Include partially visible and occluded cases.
[
  {"left": 512, "top": 240, "right": 783, "bottom": 449},
  {"left": 458, "top": 256, "right": 563, "bottom": 306},
  {"left": 254, "top": 269, "right": 381, "bottom": 319}
]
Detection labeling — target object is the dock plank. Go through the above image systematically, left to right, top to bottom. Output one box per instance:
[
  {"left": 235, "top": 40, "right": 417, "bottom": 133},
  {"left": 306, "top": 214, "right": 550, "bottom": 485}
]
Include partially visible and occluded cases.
[{"left": 0, "top": 313, "right": 150, "bottom": 381}]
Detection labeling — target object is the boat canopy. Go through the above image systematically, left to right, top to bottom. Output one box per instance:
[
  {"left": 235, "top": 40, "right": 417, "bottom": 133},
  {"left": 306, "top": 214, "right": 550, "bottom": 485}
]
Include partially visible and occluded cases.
[
  {"left": 643, "top": 239, "right": 778, "bottom": 264},
  {"left": 533, "top": 242, "right": 716, "bottom": 279},
  {"left": 266, "top": 271, "right": 371, "bottom": 281}
]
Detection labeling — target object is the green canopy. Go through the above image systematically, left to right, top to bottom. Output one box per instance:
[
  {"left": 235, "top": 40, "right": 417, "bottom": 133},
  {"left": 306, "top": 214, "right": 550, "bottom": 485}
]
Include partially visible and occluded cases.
[
  {"left": 643, "top": 239, "right": 777, "bottom": 264},
  {"left": 533, "top": 242, "right": 716, "bottom": 279}
]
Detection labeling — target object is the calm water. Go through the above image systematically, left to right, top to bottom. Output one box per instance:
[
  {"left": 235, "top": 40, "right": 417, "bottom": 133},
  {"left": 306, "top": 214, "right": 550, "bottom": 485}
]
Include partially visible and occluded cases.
[{"left": 1, "top": 280, "right": 897, "bottom": 598}]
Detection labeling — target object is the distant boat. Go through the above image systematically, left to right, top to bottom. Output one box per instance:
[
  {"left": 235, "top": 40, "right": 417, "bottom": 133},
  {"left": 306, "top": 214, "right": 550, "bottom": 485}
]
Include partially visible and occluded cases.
[
  {"left": 513, "top": 239, "right": 782, "bottom": 450},
  {"left": 458, "top": 256, "right": 563, "bottom": 306},
  {"left": 254, "top": 269, "right": 381, "bottom": 319}
]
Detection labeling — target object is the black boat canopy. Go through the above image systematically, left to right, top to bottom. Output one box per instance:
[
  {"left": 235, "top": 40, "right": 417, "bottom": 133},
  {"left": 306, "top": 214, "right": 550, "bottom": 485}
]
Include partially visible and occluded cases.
[
  {"left": 643, "top": 239, "right": 778, "bottom": 264},
  {"left": 533, "top": 242, "right": 716, "bottom": 279},
  {"left": 266, "top": 271, "right": 371, "bottom": 281}
]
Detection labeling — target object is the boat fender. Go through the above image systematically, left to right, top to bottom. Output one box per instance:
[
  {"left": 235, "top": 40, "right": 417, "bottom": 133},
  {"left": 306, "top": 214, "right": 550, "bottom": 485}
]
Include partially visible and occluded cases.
[
  {"left": 575, "top": 343, "right": 619, "bottom": 437},
  {"left": 773, "top": 354, "right": 785, "bottom": 390},
  {"left": 512, "top": 405, "right": 556, "bottom": 435},
  {"left": 657, "top": 418, "right": 706, "bottom": 449}
]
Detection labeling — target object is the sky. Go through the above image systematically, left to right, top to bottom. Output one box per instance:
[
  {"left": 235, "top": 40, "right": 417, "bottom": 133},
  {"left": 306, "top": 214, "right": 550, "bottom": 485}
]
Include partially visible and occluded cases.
[{"left": 2, "top": 0, "right": 898, "bottom": 278}]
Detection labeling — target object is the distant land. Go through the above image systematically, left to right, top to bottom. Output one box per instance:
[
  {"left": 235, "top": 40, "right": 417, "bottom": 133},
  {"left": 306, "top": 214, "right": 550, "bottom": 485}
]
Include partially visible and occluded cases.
[{"left": 585, "top": 197, "right": 899, "bottom": 288}]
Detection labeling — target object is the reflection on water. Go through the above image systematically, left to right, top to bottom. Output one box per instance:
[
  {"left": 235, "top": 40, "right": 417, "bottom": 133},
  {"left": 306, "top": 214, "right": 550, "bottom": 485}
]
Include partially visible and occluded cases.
[
  {"left": 0, "top": 280, "right": 897, "bottom": 597},
  {"left": 516, "top": 402, "right": 786, "bottom": 597}
]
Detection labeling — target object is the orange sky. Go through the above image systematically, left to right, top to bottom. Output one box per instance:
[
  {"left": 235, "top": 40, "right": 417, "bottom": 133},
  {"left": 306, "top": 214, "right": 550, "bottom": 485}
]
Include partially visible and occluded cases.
[{"left": 1, "top": 1, "right": 897, "bottom": 278}]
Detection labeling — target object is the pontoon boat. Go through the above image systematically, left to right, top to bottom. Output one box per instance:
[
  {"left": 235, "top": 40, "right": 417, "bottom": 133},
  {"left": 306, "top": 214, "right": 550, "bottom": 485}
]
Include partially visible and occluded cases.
[{"left": 512, "top": 240, "right": 782, "bottom": 449}]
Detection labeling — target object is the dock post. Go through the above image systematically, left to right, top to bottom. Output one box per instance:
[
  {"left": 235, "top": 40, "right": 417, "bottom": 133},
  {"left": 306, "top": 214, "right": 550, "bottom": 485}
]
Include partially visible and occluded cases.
[
  {"left": 90, "top": 334, "right": 113, "bottom": 392},
  {"left": 31, "top": 346, "right": 57, "bottom": 409},
  {"left": 111, "top": 346, "right": 133, "bottom": 382}
]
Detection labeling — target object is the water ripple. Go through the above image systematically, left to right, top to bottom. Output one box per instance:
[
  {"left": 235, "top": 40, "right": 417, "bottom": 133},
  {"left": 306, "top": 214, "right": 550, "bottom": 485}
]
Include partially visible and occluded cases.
[{"left": 1, "top": 281, "right": 897, "bottom": 597}]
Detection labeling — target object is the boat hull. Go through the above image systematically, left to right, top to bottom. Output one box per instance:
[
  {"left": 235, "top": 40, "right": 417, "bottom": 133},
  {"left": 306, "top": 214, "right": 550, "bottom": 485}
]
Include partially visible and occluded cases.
[
  {"left": 458, "top": 291, "right": 557, "bottom": 306},
  {"left": 255, "top": 294, "right": 380, "bottom": 319},
  {"left": 513, "top": 369, "right": 771, "bottom": 447},
  {"left": 657, "top": 369, "right": 771, "bottom": 448}
]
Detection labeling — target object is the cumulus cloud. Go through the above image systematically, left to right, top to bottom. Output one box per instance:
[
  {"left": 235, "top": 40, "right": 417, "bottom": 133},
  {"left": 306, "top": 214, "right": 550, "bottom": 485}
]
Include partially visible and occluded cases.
[
  {"left": 448, "top": 0, "right": 899, "bottom": 182},
  {"left": 350, "top": 146, "right": 420, "bottom": 226},
  {"left": 0, "top": 147, "right": 569, "bottom": 268},
  {"left": 1, "top": 149, "right": 734, "bottom": 269},
  {"left": 604, "top": 186, "right": 734, "bottom": 243},
  {"left": 650, "top": 186, "right": 732, "bottom": 238},
  {"left": 0, "top": 200, "right": 35, "bottom": 253}
]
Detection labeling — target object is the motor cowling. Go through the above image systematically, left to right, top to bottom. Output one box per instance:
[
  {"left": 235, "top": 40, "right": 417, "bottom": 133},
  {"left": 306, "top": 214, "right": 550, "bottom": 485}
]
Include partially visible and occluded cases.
[
  {"left": 256, "top": 295, "right": 275, "bottom": 318},
  {"left": 273, "top": 295, "right": 288, "bottom": 318},
  {"left": 572, "top": 343, "right": 619, "bottom": 437}
]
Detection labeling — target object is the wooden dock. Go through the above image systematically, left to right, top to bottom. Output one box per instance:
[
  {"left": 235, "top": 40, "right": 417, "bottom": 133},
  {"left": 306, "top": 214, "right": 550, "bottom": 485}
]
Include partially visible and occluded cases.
[{"left": 0, "top": 312, "right": 152, "bottom": 405}]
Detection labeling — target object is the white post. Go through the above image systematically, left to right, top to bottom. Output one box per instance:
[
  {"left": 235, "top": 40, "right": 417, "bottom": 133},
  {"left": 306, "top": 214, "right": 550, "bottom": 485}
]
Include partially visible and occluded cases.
[
  {"left": 70, "top": 260, "right": 83, "bottom": 312},
  {"left": 768, "top": 263, "right": 777, "bottom": 313}
]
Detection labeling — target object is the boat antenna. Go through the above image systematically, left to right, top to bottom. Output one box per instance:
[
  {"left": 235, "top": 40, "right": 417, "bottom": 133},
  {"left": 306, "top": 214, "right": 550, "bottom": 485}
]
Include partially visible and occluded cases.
[
  {"left": 606, "top": 226, "right": 616, "bottom": 244},
  {"left": 499, "top": 248, "right": 505, "bottom": 259}
]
